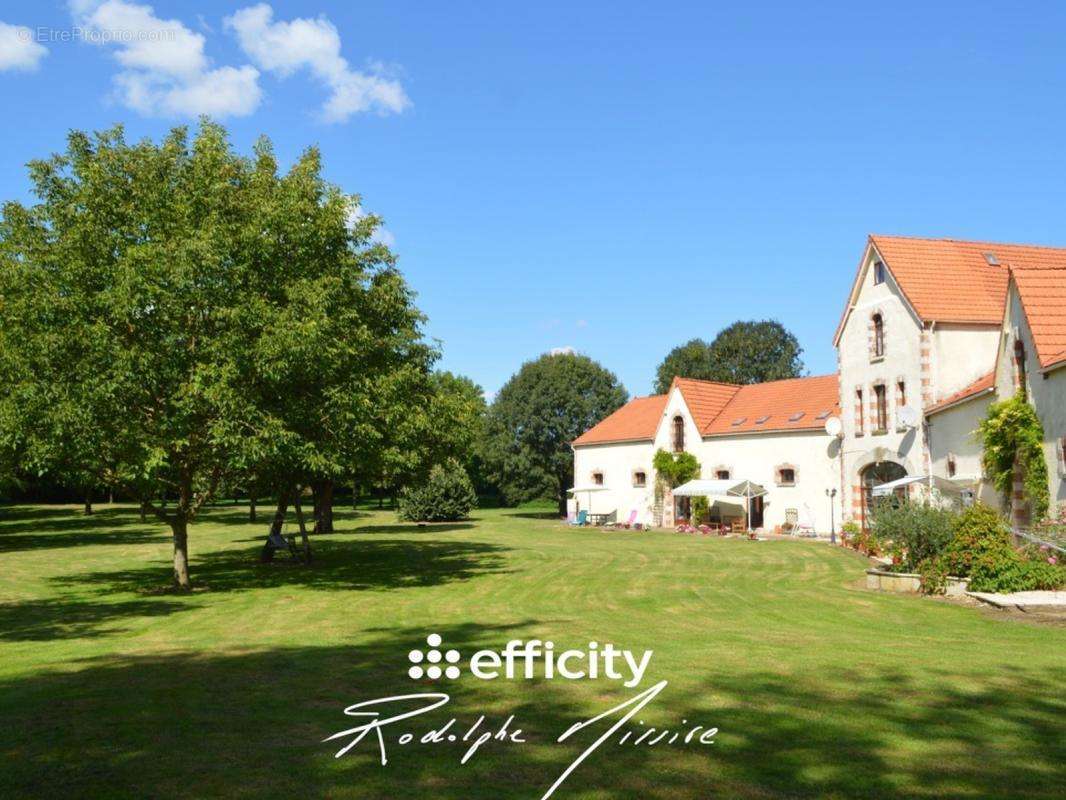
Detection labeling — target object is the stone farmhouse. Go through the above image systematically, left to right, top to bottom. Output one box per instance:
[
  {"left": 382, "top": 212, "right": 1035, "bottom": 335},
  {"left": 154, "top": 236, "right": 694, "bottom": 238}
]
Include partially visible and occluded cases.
[{"left": 571, "top": 235, "right": 1066, "bottom": 531}]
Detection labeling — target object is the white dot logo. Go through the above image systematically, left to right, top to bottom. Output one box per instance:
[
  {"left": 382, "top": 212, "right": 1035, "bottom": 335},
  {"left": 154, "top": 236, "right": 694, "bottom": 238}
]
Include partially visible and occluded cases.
[{"left": 408, "top": 633, "right": 461, "bottom": 680}]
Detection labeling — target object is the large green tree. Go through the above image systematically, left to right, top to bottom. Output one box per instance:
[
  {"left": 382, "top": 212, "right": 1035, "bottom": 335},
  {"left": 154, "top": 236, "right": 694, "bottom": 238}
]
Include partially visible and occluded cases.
[
  {"left": 0, "top": 121, "right": 430, "bottom": 587},
  {"left": 0, "top": 122, "right": 267, "bottom": 588},
  {"left": 241, "top": 139, "right": 434, "bottom": 538},
  {"left": 654, "top": 319, "right": 804, "bottom": 392},
  {"left": 483, "top": 352, "right": 627, "bottom": 513}
]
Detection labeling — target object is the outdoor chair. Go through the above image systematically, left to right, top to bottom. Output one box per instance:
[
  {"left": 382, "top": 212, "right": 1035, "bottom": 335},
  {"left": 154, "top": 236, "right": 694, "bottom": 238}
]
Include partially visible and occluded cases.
[
  {"left": 614, "top": 509, "right": 638, "bottom": 529},
  {"left": 569, "top": 510, "right": 588, "bottom": 526}
]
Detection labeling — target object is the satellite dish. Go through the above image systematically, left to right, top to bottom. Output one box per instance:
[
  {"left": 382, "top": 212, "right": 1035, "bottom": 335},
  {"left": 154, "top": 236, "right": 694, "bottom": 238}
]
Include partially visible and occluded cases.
[
  {"left": 898, "top": 405, "right": 919, "bottom": 429},
  {"left": 824, "top": 416, "right": 842, "bottom": 438}
]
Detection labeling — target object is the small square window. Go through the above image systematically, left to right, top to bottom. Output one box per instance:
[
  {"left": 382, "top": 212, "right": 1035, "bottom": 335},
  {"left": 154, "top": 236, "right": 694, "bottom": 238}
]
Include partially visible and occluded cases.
[
  {"left": 778, "top": 468, "right": 796, "bottom": 486},
  {"left": 716, "top": 470, "right": 731, "bottom": 480},
  {"left": 633, "top": 471, "right": 646, "bottom": 488},
  {"left": 592, "top": 472, "right": 604, "bottom": 486}
]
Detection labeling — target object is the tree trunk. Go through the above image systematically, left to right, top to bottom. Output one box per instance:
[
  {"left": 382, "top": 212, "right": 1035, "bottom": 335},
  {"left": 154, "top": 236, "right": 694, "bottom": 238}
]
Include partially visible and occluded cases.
[
  {"left": 312, "top": 479, "right": 334, "bottom": 533},
  {"left": 83, "top": 489, "right": 93, "bottom": 516},
  {"left": 260, "top": 490, "right": 291, "bottom": 562},
  {"left": 294, "top": 490, "right": 312, "bottom": 562},
  {"left": 557, "top": 492, "right": 567, "bottom": 516},
  {"left": 249, "top": 493, "right": 257, "bottom": 523},
  {"left": 139, "top": 501, "right": 148, "bottom": 522},
  {"left": 171, "top": 515, "right": 191, "bottom": 590}
]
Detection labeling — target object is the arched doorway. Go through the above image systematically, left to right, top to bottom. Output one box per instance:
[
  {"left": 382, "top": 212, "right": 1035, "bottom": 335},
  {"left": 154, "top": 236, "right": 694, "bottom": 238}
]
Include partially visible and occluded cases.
[{"left": 860, "top": 461, "right": 907, "bottom": 529}]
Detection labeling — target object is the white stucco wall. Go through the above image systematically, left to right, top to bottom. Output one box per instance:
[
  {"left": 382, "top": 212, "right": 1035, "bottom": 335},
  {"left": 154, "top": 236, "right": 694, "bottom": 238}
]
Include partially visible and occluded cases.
[
  {"left": 836, "top": 246, "right": 926, "bottom": 520},
  {"left": 931, "top": 324, "right": 1000, "bottom": 398},
  {"left": 653, "top": 386, "right": 702, "bottom": 454},
  {"left": 927, "top": 395, "right": 998, "bottom": 506},
  {"left": 698, "top": 431, "right": 842, "bottom": 532},
  {"left": 571, "top": 440, "right": 655, "bottom": 524}
]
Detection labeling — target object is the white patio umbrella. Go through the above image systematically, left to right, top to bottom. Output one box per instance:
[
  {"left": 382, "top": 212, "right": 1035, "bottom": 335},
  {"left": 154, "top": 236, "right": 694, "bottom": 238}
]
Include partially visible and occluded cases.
[
  {"left": 672, "top": 478, "right": 767, "bottom": 527},
  {"left": 566, "top": 485, "right": 609, "bottom": 515}
]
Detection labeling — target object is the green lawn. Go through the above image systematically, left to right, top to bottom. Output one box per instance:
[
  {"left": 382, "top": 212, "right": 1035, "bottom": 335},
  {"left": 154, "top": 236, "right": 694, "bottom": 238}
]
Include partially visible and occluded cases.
[{"left": 1, "top": 503, "right": 1064, "bottom": 799}]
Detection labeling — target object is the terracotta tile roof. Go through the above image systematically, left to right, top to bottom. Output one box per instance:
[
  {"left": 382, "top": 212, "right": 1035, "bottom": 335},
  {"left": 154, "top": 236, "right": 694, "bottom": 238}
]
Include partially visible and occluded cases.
[
  {"left": 835, "top": 235, "right": 1066, "bottom": 339},
  {"left": 1012, "top": 267, "right": 1066, "bottom": 371},
  {"left": 924, "top": 371, "right": 995, "bottom": 416},
  {"left": 702, "top": 374, "right": 840, "bottom": 436},
  {"left": 671, "top": 377, "right": 741, "bottom": 430},
  {"left": 572, "top": 394, "right": 668, "bottom": 446}
]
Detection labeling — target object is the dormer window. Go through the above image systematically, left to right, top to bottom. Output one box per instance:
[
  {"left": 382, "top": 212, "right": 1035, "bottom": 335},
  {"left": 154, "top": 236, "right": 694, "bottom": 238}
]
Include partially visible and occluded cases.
[
  {"left": 873, "top": 261, "right": 885, "bottom": 285},
  {"left": 872, "top": 314, "right": 885, "bottom": 358},
  {"left": 788, "top": 412, "right": 805, "bottom": 422},
  {"left": 672, "top": 415, "right": 685, "bottom": 452},
  {"left": 755, "top": 415, "right": 770, "bottom": 425}
]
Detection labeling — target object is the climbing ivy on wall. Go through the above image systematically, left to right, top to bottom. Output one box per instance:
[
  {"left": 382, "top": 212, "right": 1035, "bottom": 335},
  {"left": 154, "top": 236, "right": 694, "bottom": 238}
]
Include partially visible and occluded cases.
[
  {"left": 978, "top": 392, "right": 1050, "bottom": 522},
  {"left": 652, "top": 449, "right": 701, "bottom": 500}
]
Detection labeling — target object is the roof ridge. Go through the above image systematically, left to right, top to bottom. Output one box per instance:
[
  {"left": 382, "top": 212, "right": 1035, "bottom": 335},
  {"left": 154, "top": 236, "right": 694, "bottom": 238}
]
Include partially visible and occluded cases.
[{"left": 871, "top": 232, "right": 1066, "bottom": 252}]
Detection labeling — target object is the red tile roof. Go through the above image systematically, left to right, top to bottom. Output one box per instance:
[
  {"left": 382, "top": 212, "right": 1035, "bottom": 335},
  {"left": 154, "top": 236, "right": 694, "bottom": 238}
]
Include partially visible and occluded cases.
[
  {"left": 836, "top": 236, "right": 1066, "bottom": 343},
  {"left": 1012, "top": 267, "right": 1066, "bottom": 371},
  {"left": 924, "top": 371, "right": 995, "bottom": 416},
  {"left": 573, "top": 374, "right": 841, "bottom": 446},
  {"left": 702, "top": 374, "right": 840, "bottom": 436},
  {"left": 671, "top": 377, "right": 741, "bottom": 430},
  {"left": 571, "top": 394, "right": 668, "bottom": 446}
]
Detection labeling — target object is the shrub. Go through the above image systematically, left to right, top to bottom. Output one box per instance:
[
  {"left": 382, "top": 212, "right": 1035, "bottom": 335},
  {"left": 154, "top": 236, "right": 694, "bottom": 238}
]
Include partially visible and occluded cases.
[
  {"left": 398, "top": 461, "right": 478, "bottom": 522},
  {"left": 691, "top": 495, "right": 709, "bottom": 524},
  {"left": 872, "top": 500, "right": 956, "bottom": 571},
  {"left": 943, "top": 504, "right": 1013, "bottom": 577},
  {"left": 969, "top": 552, "right": 1066, "bottom": 593},
  {"left": 917, "top": 555, "right": 949, "bottom": 595}
]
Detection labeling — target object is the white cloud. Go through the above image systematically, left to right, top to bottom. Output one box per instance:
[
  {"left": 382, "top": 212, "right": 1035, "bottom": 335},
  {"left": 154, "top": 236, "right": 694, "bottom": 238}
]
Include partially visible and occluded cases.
[
  {"left": 71, "top": 1, "right": 261, "bottom": 118},
  {"left": 224, "top": 3, "right": 410, "bottom": 122},
  {"left": 0, "top": 22, "right": 48, "bottom": 71},
  {"left": 115, "top": 65, "right": 261, "bottom": 118},
  {"left": 346, "top": 201, "right": 396, "bottom": 248},
  {"left": 549, "top": 346, "right": 577, "bottom": 356}
]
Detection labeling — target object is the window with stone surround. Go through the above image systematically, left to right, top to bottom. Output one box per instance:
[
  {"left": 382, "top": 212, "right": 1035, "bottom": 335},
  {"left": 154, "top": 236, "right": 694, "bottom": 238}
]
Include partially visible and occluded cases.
[
  {"left": 872, "top": 313, "right": 885, "bottom": 359},
  {"left": 873, "top": 384, "right": 888, "bottom": 433},
  {"left": 855, "top": 388, "right": 865, "bottom": 435},
  {"left": 672, "top": 415, "right": 685, "bottom": 453},
  {"left": 776, "top": 465, "right": 797, "bottom": 486},
  {"left": 632, "top": 470, "right": 646, "bottom": 488}
]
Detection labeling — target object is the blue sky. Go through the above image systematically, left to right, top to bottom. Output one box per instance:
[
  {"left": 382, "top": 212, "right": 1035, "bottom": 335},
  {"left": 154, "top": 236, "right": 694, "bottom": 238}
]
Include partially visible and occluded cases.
[{"left": 2, "top": 2, "right": 1065, "bottom": 399}]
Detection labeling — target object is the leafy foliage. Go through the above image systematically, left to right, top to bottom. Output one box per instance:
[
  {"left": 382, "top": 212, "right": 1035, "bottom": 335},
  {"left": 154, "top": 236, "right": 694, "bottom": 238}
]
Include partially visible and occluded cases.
[
  {"left": 0, "top": 121, "right": 430, "bottom": 586},
  {"left": 654, "top": 320, "right": 803, "bottom": 392},
  {"left": 653, "top": 338, "right": 717, "bottom": 394},
  {"left": 483, "top": 353, "right": 627, "bottom": 511},
  {"left": 979, "top": 393, "right": 1049, "bottom": 521},
  {"left": 652, "top": 449, "right": 701, "bottom": 488},
  {"left": 397, "top": 460, "right": 478, "bottom": 522},
  {"left": 872, "top": 500, "right": 955, "bottom": 571},
  {"left": 943, "top": 504, "right": 1013, "bottom": 578},
  {"left": 969, "top": 552, "right": 1065, "bottom": 593}
]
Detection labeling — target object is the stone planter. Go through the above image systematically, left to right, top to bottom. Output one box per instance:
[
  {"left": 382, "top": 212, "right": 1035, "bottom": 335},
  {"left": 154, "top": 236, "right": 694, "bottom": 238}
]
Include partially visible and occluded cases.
[{"left": 865, "top": 569, "right": 969, "bottom": 596}]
